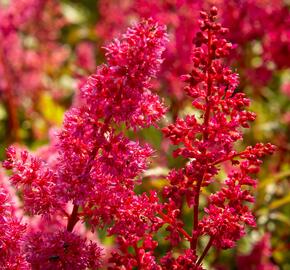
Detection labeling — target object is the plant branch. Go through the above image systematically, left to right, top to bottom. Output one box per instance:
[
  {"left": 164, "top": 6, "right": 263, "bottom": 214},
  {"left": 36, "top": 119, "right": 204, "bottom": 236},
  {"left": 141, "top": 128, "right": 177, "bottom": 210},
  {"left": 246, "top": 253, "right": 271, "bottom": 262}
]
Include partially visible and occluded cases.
[
  {"left": 191, "top": 28, "right": 213, "bottom": 254},
  {"left": 67, "top": 204, "right": 79, "bottom": 232},
  {"left": 158, "top": 211, "right": 191, "bottom": 241},
  {"left": 196, "top": 237, "right": 214, "bottom": 266}
]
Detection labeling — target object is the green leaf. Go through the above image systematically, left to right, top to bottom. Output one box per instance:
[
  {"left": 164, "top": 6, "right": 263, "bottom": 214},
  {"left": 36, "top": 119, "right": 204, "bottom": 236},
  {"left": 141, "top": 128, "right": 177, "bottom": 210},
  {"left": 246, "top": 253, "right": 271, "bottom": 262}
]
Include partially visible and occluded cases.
[
  {"left": 258, "top": 170, "right": 290, "bottom": 190},
  {"left": 269, "top": 194, "right": 290, "bottom": 210},
  {"left": 269, "top": 212, "right": 290, "bottom": 227}
]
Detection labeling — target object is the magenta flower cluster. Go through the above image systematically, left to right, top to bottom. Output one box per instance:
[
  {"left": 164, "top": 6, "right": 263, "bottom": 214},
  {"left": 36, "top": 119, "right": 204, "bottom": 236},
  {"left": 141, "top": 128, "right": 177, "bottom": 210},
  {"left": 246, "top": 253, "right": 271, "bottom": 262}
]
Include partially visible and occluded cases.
[{"left": 1, "top": 6, "right": 275, "bottom": 270}]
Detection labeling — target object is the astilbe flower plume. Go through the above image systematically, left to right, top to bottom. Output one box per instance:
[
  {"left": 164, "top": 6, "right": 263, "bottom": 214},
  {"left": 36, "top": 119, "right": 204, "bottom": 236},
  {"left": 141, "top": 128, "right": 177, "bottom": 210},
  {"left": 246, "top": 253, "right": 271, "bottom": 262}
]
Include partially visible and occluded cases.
[
  {"left": 162, "top": 6, "right": 275, "bottom": 267},
  {"left": 3, "top": 18, "right": 168, "bottom": 268},
  {"left": 57, "top": 19, "right": 168, "bottom": 224}
]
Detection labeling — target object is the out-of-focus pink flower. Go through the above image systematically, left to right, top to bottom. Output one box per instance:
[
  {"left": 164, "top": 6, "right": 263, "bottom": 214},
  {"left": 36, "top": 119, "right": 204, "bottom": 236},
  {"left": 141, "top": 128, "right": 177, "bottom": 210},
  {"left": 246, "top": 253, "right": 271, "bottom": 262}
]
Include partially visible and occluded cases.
[
  {"left": 76, "top": 41, "right": 96, "bottom": 73},
  {"left": 281, "top": 82, "right": 290, "bottom": 98},
  {"left": 282, "top": 112, "right": 290, "bottom": 125},
  {"left": 237, "top": 234, "right": 278, "bottom": 270}
]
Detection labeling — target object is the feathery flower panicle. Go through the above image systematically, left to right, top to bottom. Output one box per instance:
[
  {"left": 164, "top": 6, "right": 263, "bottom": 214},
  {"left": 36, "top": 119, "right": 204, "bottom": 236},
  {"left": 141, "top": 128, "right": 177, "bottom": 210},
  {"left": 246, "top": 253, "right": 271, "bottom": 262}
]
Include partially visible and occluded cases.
[
  {"left": 162, "top": 6, "right": 275, "bottom": 265},
  {"left": 3, "top": 18, "right": 168, "bottom": 268},
  {"left": 4, "top": 18, "right": 167, "bottom": 215},
  {"left": 56, "top": 19, "right": 167, "bottom": 214},
  {"left": 68, "top": 19, "right": 168, "bottom": 267},
  {"left": 81, "top": 19, "right": 168, "bottom": 128}
]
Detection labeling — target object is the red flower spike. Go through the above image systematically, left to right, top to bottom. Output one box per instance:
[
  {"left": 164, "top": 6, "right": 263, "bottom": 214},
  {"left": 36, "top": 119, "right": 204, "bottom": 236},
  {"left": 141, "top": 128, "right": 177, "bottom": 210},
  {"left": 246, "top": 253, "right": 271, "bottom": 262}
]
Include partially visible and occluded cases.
[
  {"left": 161, "top": 6, "right": 276, "bottom": 266},
  {"left": 3, "top": 18, "right": 168, "bottom": 268}
]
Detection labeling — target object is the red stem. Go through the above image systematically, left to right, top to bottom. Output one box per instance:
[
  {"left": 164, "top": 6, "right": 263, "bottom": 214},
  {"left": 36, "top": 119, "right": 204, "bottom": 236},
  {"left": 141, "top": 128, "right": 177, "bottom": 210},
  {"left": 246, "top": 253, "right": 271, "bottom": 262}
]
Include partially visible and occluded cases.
[
  {"left": 191, "top": 28, "right": 213, "bottom": 254},
  {"left": 203, "top": 29, "right": 213, "bottom": 140},
  {"left": 66, "top": 122, "right": 103, "bottom": 233},
  {"left": 212, "top": 152, "right": 242, "bottom": 166},
  {"left": 191, "top": 177, "right": 203, "bottom": 251},
  {"left": 67, "top": 204, "right": 79, "bottom": 232},
  {"left": 158, "top": 211, "right": 191, "bottom": 241},
  {"left": 196, "top": 237, "right": 214, "bottom": 266},
  {"left": 134, "top": 244, "right": 141, "bottom": 268}
]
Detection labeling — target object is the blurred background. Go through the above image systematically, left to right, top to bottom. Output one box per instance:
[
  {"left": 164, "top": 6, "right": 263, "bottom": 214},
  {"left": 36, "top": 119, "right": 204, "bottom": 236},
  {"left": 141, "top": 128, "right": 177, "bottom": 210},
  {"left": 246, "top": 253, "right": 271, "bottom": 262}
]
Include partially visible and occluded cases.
[{"left": 0, "top": 0, "right": 289, "bottom": 269}]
